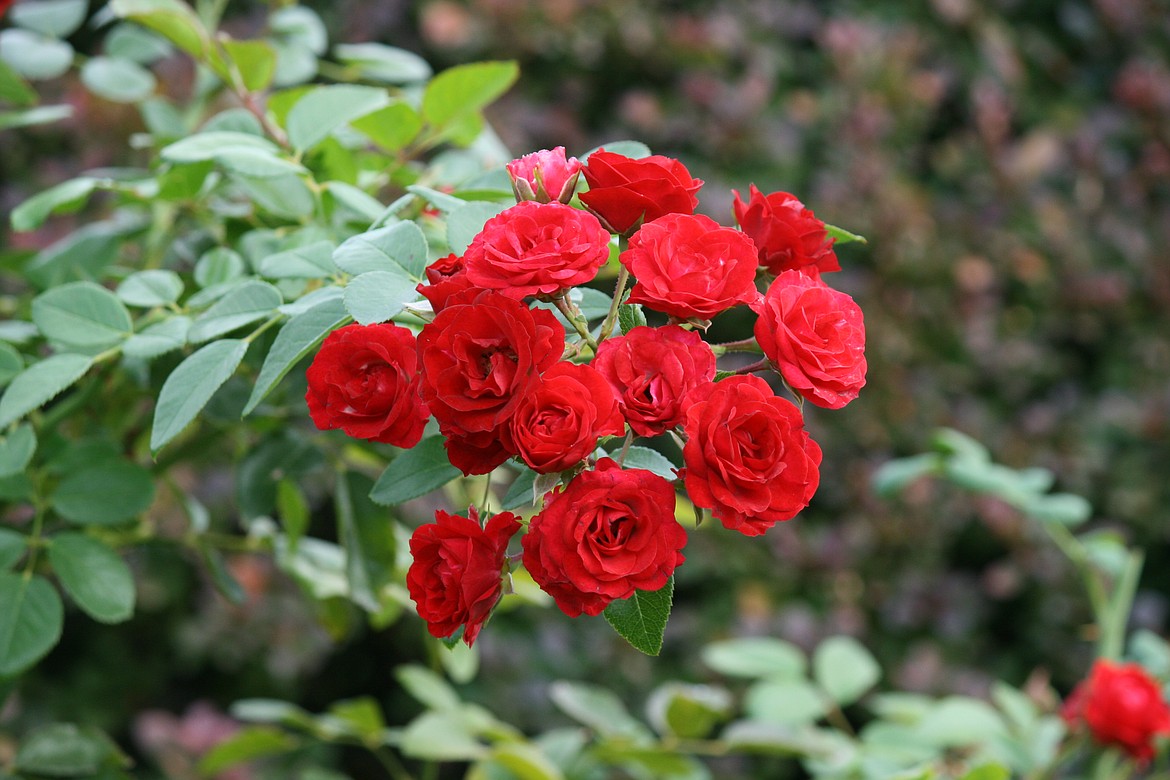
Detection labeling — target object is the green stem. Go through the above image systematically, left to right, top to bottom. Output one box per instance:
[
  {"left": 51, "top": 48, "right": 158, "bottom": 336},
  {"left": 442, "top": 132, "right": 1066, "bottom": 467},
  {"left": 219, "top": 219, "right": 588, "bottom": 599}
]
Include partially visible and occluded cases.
[
  {"left": 597, "top": 264, "right": 630, "bottom": 344},
  {"left": 552, "top": 294, "right": 598, "bottom": 350},
  {"left": 244, "top": 313, "right": 285, "bottom": 344},
  {"left": 711, "top": 337, "right": 763, "bottom": 356},
  {"left": 732, "top": 358, "right": 771, "bottom": 375},
  {"left": 1042, "top": 523, "right": 1111, "bottom": 642},
  {"left": 1100, "top": 549, "right": 1144, "bottom": 660},
  {"left": 370, "top": 746, "right": 416, "bottom": 780}
]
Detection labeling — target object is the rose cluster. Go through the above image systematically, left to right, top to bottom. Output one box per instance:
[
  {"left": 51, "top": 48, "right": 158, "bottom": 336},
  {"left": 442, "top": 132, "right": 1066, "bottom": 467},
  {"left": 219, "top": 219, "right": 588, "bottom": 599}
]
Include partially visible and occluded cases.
[{"left": 306, "top": 146, "right": 867, "bottom": 645}]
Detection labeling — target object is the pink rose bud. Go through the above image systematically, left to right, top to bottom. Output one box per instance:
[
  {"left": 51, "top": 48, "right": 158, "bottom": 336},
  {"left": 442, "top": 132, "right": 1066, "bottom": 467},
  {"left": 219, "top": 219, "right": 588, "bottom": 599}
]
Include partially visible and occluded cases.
[{"left": 506, "top": 147, "right": 583, "bottom": 204}]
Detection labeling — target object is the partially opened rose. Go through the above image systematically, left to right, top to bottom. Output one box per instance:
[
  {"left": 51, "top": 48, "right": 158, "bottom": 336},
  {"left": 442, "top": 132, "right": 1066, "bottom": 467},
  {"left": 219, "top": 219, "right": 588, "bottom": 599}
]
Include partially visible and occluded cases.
[
  {"left": 507, "top": 146, "right": 582, "bottom": 204},
  {"left": 579, "top": 150, "right": 703, "bottom": 234},
  {"left": 733, "top": 185, "right": 840, "bottom": 276},
  {"left": 464, "top": 201, "right": 611, "bottom": 299},
  {"left": 622, "top": 213, "right": 760, "bottom": 322},
  {"left": 416, "top": 253, "right": 472, "bottom": 313},
  {"left": 753, "top": 270, "right": 866, "bottom": 410},
  {"left": 305, "top": 323, "right": 429, "bottom": 447},
  {"left": 681, "top": 375, "right": 821, "bottom": 536},
  {"left": 522, "top": 459, "right": 686, "bottom": 617},
  {"left": 407, "top": 507, "right": 521, "bottom": 646},
  {"left": 1062, "top": 659, "right": 1170, "bottom": 763}
]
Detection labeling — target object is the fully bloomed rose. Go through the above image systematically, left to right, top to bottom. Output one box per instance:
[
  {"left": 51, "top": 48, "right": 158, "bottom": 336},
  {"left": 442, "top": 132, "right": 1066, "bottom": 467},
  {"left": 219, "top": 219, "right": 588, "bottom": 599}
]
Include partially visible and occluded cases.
[
  {"left": 507, "top": 146, "right": 582, "bottom": 204},
  {"left": 579, "top": 150, "right": 703, "bottom": 234},
  {"left": 733, "top": 185, "right": 841, "bottom": 276},
  {"left": 464, "top": 201, "right": 611, "bottom": 299},
  {"left": 622, "top": 213, "right": 760, "bottom": 322},
  {"left": 416, "top": 253, "right": 472, "bottom": 313},
  {"left": 753, "top": 270, "right": 866, "bottom": 410},
  {"left": 417, "top": 289, "right": 564, "bottom": 473},
  {"left": 305, "top": 323, "right": 429, "bottom": 447},
  {"left": 592, "top": 325, "right": 716, "bottom": 436},
  {"left": 505, "top": 362, "right": 625, "bottom": 474},
  {"left": 682, "top": 375, "right": 822, "bottom": 536},
  {"left": 522, "top": 459, "right": 686, "bottom": 617},
  {"left": 407, "top": 507, "right": 521, "bottom": 646},
  {"left": 1062, "top": 659, "right": 1170, "bottom": 763}
]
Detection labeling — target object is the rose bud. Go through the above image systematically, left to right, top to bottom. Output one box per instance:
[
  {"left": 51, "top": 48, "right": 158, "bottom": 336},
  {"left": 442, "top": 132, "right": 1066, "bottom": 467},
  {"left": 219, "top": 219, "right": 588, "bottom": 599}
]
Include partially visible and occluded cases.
[{"left": 506, "top": 146, "right": 582, "bottom": 204}]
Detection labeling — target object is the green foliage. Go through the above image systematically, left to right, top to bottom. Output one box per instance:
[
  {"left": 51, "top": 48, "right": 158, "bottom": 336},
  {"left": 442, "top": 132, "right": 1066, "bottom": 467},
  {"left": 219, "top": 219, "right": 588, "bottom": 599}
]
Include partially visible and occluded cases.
[{"left": 602, "top": 577, "right": 673, "bottom": 656}]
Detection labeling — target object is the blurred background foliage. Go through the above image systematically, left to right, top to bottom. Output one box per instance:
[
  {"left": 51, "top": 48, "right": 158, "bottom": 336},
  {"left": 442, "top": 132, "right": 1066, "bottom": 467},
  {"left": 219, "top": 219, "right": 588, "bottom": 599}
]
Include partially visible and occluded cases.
[{"left": 2, "top": 0, "right": 1169, "bottom": 776}]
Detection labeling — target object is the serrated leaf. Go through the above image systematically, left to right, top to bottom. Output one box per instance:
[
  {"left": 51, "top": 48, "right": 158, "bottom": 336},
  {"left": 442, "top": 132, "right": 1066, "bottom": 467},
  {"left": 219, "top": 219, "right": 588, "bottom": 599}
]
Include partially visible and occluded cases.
[
  {"left": 10, "top": 0, "right": 89, "bottom": 38},
  {"left": 109, "top": 0, "right": 210, "bottom": 59},
  {"left": 0, "top": 29, "right": 74, "bottom": 80},
  {"left": 222, "top": 39, "right": 277, "bottom": 91},
  {"left": 333, "top": 42, "right": 431, "bottom": 84},
  {"left": 81, "top": 57, "right": 157, "bottom": 103},
  {"left": 421, "top": 60, "right": 518, "bottom": 130},
  {"left": 286, "top": 84, "right": 391, "bottom": 151},
  {"left": 350, "top": 102, "right": 423, "bottom": 153},
  {"left": 160, "top": 131, "right": 278, "bottom": 163},
  {"left": 213, "top": 147, "right": 307, "bottom": 178},
  {"left": 10, "top": 177, "right": 97, "bottom": 232},
  {"left": 324, "top": 181, "right": 385, "bottom": 223},
  {"left": 406, "top": 184, "right": 467, "bottom": 214},
  {"left": 447, "top": 201, "right": 509, "bottom": 255},
  {"left": 333, "top": 220, "right": 428, "bottom": 278},
  {"left": 257, "top": 240, "right": 335, "bottom": 279},
  {"left": 195, "top": 247, "right": 246, "bottom": 288},
  {"left": 116, "top": 269, "right": 183, "bottom": 307},
  {"left": 343, "top": 270, "right": 419, "bottom": 326},
  {"left": 188, "top": 280, "right": 281, "bottom": 343},
  {"left": 32, "top": 281, "right": 133, "bottom": 350},
  {"left": 243, "top": 297, "right": 348, "bottom": 415},
  {"left": 617, "top": 302, "right": 646, "bottom": 334},
  {"left": 122, "top": 316, "right": 190, "bottom": 361},
  {"left": 150, "top": 339, "right": 248, "bottom": 452},
  {"left": 0, "top": 344, "right": 22, "bottom": 389},
  {"left": 0, "top": 353, "right": 93, "bottom": 429},
  {"left": 0, "top": 425, "right": 36, "bottom": 478},
  {"left": 369, "top": 436, "right": 461, "bottom": 505},
  {"left": 617, "top": 446, "right": 678, "bottom": 481},
  {"left": 51, "top": 460, "right": 156, "bottom": 526},
  {"left": 501, "top": 465, "right": 540, "bottom": 510},
  {"left": 0, "top": 529, "right": 27, "bottom": 570},
  {"left": 47, "top": 534, "right": 135, "bottom": 623},
  {"left": 0, "top": 572, "right": 63, "bottom": 676},
  {"left": 603, "top": 577, "right": 673, "bottom": 656},
  {"left": 812, "top": 636, "right": 880, "bottom": 706},
  {"left": 701, "top": 637, "right": 807, "bottom": 679}
]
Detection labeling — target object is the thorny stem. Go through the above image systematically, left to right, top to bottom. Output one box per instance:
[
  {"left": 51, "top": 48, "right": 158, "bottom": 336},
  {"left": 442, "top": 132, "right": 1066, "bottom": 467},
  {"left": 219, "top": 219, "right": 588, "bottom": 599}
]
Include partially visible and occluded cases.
[
  {"left": 598, "top": 264, "right": 630, "bottom": 344},
  {"left": 553, "top": 293, "right": 598, "bottom": 350},
  {"left": 712, "top": 337, "right": 763, "bottom": 355},
  {"left": 732, "top": 358, "right": 771, "bottom": 375}
]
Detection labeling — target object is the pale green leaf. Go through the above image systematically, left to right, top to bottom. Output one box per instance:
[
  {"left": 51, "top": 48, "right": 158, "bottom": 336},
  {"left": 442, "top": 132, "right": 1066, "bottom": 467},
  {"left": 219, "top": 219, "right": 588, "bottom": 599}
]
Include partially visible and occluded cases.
[
  {"left": 9, "top": 0, "right": 89, "bottom": 38},
  {"left": 108, "top": 0, "right": 210, "bottom": 58},
  {"left": 270, "top": 6, "right": 326, "bottom": 55},
  {"left": 104, "top": 23, "right": 174, "bottom": 64},
  {"left": 0, "top": 29, "right": 74, "bottom": 80},
  {"left": 333, "top": 42, "right": 431, "bottom": 83},
  {"left": 81, "top": 57, "right": 157, "bottom": 103},
  {"left": 286, "top": 84, "right": 390, "bottom": 151},
  {"left": 350, "top": 102, "right": 423, "bottom": 153},
  {"left": 0, "top": 103, "right": 73, "bottom": 130},
  {"left": 160, "top": 131, "right": 278, "bottom": 163},
  {"left": 213, "top": 147, "right": 307, "bottom": 178},
  {"left": 10, "top": 177, "right": 98, "bottom": 232},
  {"left": 325, "top": 181, "right": 386, "bottom": 222},
  {"left": 447, "top": 201, "right": 509, "bottom": 255},
  {"left": 333, "top": 220, "right": 428, "bottom": 279},
  {"left": 257, "top": 240, "right": 335, "bottom": 279},
  {"left": 194, "top": 247, "right": 246, "bottom": 288},
  {"left": 116, "top": 269, "right": 183, "bottom": 307},
  {"left": 343, "top": 270, "right": 418, "bottom": 326},
  {"left": 187, "top": 280, "right": 282, "bottom": 343},
  {"left": 32, "top": 281, "right": 133, "bottom": 350},
  {"left": 243, "top": 296, "right": 348, "bottom": 415},
  {"left": 122, "top": 316, "right": 190, "bottom": 361},
  {"left": 150, "top": 339, "right": 248, "bottom": 452},
  {"left": 0, "top": 353, "right": 93, "bottom": 429},
  {"left": 0, "top": 424, "right": 36, "bottom": 478},
  {"left": 369, "top": 436, "right": 460, "bottom": 505},
  {"left": 615, "top": 446, "right": 678, "bottom": 481},
  {"left": 51, "top": 460, "right": 156, "bottom": 526},
  {"left": 48, "top": 533, "right": 136, "bottom": 623},
  {"left": 0, "top": 572, "right": 63, "bottom": 676},
  {"left": 812, "top": 636, "right": 880, "bottom": 706},
  {"left": 701, "top": 637, "right": 807, "bottom": 680},
  {"left": 396, "top": 665, "right": 461, "bottom": 711},
  {"left": 744, "top": 679, "right": 830, "bottom": 726},
  {"left": 548, "top": 682, "right": 650, "bottom": 739},
  {"left": 13, "top": 723, "right": 117, "bottom": 776},
  {"left": 198, "top": 726, "right": 299, "bottom": 775}
]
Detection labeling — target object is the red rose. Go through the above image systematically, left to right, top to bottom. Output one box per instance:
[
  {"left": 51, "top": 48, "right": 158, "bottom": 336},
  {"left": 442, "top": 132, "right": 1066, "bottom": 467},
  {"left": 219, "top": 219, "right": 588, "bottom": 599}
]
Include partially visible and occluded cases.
[
  {"left": 507, "top": 146, "right": 582, "bottom": 204},
  {"left": 579, "top": 150, "right": 703, "bottom": 235},
  {"left": 733, "top": 186, "right": 840, "bottom": 276},
  {"left": 464, "top": 201, "right": 611, "bottom": 299},
  {"left": 622, "top": 213, "right": 760, "bottom": 322},
  {"left": 417, "top": 253, "right": 472, "bottom": 313},
  {"left": 752, "top": 270, "right": 866, "bottom": 410},
  {"left": 417, "top": 289, "right": 564, "bottom": 437},
  {"left": 305, "top": 323, "right": 429, "bottom": 447},
  {"left": 592, "top": 325, "right": 716, "bottom": 437},
  {"left": 504, "top": 362, "right": 625, "bottom": 474},
  {"left": 681, "top": 375, "right": 821, "bottom": 536},
  {"left": 441, "top": 427, "right": 514, "bottom": 477},
  {"left": 521, "top": 459, "right": 686, "bottom": 617},
  {"left": 407, "top": 507, "right": 521, "bottom": 646},
  {"left": 1062, "top": 659, "right": 1170, "bottom": 763}
]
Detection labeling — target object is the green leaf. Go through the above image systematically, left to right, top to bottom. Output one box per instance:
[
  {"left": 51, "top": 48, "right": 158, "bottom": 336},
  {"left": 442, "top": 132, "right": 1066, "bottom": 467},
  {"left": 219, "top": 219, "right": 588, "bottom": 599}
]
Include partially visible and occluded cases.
[
  {"left": 9, "top": 0, "right": 89, "bottom": 38},
  {"left": 109, "top": 0, "right": 210, "bottom": 59},
  {"left": 270, "top": 6, "right": 327, "bottom": 55},
  {"left": 104, "top": 23, "right": 174, "bottom": 64},
  {"left": 0, "top": 29, "right": 74, "bottom": 80},
  {"left": 222, "top": 39, "right": 277, "bottom": 92},
  {"left": 333, "top": 43, "right": 431, "bottom": 84},
  {"left": 80, "top": 57, "right": 157, "bottom": 103},
  {"left": 0, "top": 60, "right": 38, "bottom": 106},
  {"left": 421, "top": 60, "right": 519, "bottom": 130},
  {"left": 286, "top": 84, "right": 391, "bottom": 151},
  {"left": 350, "top": 102, "right": 423, "bottom": 153},
  {"left": 0, "top": 103, "right": 74, "bottom": 130},
  {"left": 160, "top": 130, "right": 278, "bottom": 162},
  {"left": 583, "top": 140, "right": 652, "bottom": 160},
  {"left": 213, "top": 147, "right": 307, "bottom": 178},
  {"left": 234, "top": 173, "right": 315, "bottom": 220},
  {"left": 10, "top": 177, "right": 98, "bottom": 232},
  {"left": 325, "top": 181, "right": 386, "bottom": 223},
  {"left": 406, "top": 184, "right": 467, "bottom": 214},
  {"left": 447, "top": 201, "right": 509, "bottom": 255},
  {"left": 333, "top": 220, "right": 428, "bottom": 279},
  {"left": 824, "top": 223, "right": 867, "bottom": 245},
  {"left": 257, "top": 240, "right": 335, "bottom": 279},
  {"left": 195, "top": 247, "right": 246, "bottom": 287},
  {"left": 116, "top": 269, "right": 183, "bottom": 307},
  {"left": 343, "top": 270, "right": 419, "bottom": 326},
  {"left": 188, "top": 280, "right": 282, "bottom": 342},
  {"left": 32, "top": 281, "right": 133, "bottom": 350},
  {"left": 243, "top": 297, "right": 348, "bottom": 415},
  {"left": 618, "top": 302, "right": 646, "bottom": 335},
  {"left": 122, "top": 316, "right": 190, "bottom": 361},
  {"left": 150, "top": 339, "right": 248, "bottom": 452},
  {"left": 0, "top": 344, "right": 22, "bottom": 389},
  {"left": 0, "top": 353, "right": 93, "bottom": 429},
  {"left": 0, "top": 424, "right": 36, "bottom": 478},
  {"left": 369, "top": 436, "right": 461, "bottom": 505},
  {"left": 617, "top": 446, "right": 678, "bottom": 481},
  {"left": 871, "top": 453, "right": 941, "bottom": 499},
  {"left": 51, "top": 460, "right": 156, "bottom": 526},
  {"left": 501, "top": 465, "right": 540, "bottom": 510},
  {"left": 334, "top": 470, "right": 377, "bottom": 612},
  {"left": 276, "top": 479, "right": 309, "bottom": 551},
  {"left": 1020, "top": 493, "right": 1092, "bottom": 527},
  {"left": 0, "top": 529, "right": 27, "bottom": 570},
  {"left": 47, "top": 533, "right": 135, "bottom": 623},
  {"left": 200, "top": 544, "right": 246, "bottom": 605},
  {"left": 0, "top": 572, "right": 63, "bottom": 676},
  {"left": 604, "top": 577, "right": 673, "bottom": 656},
  {"left": 812, "top": 636, "right": 880, "bottom": 706},
  {"left": 701, "top": 637, "right": 807, "bottom": 680},
  {"left": 396, "top": 665, "right": 461, "bottom": 711},
  {"left": 744, "top": 679, "right": 830, "bottom": 726},
  {"left": 547, "top": 682, "right": 650, "bottom": 739},
  {"left": 991, "top": 682, "right": 1037, "bottom": 734},
  {"left": 647, "top": 683, "right": 733, "bottom": 740},
  {"left": 328, "top": 697, "right": 387, "bottom": 741},
  {"left": 914, "top": 697, "right": 1007, "bottom": 747},
  {"left": 400, "top": 710, "right": 486, "bottom": 761},
  {"left": 14, "top": 723, "right": 119, "bottom": 777},
  {"left": 198, "top": 726, "right": 299, "bottom": 775},
  {"left": 487, "top": 743, "right": 565, "bottom": 780},
  {"left": 960, "top": 765, "right": 1011, "bottom": 780}
]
